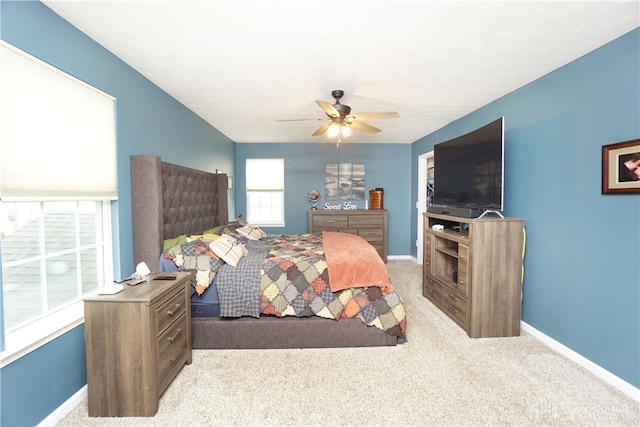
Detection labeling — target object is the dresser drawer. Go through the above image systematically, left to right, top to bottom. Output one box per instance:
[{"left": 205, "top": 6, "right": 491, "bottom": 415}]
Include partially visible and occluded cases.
[
  {"left": 312, "top": 214, "right": 349, "bottom": 229},
  {"left": 348, "top": 214, "right": 384, "bottom": 227},
  {"left": 357, "top": 228, "right": 383, "bottom": 243},
  {"left": 339, "top": 229, "right": 359, "bottom": 235},
  {"left": 423, "top": 275, "right": 442, "bottom": 305},
  {"left": 443, "top": 288, "right": 467, "bottom": 325},
  {"left": 156, "top": 289, "right": 187, "bottom": 335},
  {"left": 157, "top": 312, "right": 188, "bottom": 387}
]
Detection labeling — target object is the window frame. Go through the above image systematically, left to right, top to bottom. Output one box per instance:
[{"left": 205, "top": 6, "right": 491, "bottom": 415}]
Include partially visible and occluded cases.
[
  {"left": 245, "top": 158, "right": 285, "bottom": 227},
  {"left": 246, "top": 190, "right": 285, "bottom": 227},
  {"left": 0, "top": 199, "right": 113, "bottom": 367}
]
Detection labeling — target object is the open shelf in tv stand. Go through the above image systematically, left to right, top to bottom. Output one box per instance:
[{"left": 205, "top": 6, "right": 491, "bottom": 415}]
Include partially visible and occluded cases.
[{"left": 423, "top": 212, "right": 524, "bottom": 338}]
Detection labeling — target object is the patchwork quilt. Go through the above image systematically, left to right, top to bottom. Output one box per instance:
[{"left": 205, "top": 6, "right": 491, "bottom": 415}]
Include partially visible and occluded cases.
[
  {"left": 164, "top": 233, "right": 407, "bottom": 338},
  {"left": 261, "top": 234, "right": 406, "bottom": 338}
]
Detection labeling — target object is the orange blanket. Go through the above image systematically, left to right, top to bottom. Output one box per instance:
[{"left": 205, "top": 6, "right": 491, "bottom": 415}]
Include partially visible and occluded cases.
[{"left": 322, "top": 231, "right": 394, "bottom": 293}]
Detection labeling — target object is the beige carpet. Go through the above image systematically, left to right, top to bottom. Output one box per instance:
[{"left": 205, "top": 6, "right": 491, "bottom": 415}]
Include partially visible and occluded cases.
[{"left": 58, "top": 260, "right": 639, "bottom": 426}]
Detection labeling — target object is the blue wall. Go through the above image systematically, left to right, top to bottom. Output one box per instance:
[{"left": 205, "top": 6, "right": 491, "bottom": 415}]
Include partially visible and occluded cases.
[
  {"left": 0, "top": 2, "right": 235, "bottom": 425},
  {"left": 411, "top": 28, "right": 640, "bottom": 388},
  {"left": 235, "top": 143, "right": 412, "bottom": 256},
  {"left": 0, "top": 326, "right": 86, "bottom": 427}
]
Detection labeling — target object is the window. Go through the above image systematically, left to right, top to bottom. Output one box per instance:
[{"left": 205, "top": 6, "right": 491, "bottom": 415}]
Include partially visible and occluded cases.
[
  {"left": 0, "top": 41, "right": 116, "bottom": 364},
  {"left": 246, "top": 158, "right": 284, "bottom": 226},
  {"left": 1, "top": 200, "right": 112, "bottom": 329}
]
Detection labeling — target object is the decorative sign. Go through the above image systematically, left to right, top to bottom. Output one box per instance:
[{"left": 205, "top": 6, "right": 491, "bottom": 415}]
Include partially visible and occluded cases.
[{"left": 323, "top": 201, "right": 358, "bottom": 210}]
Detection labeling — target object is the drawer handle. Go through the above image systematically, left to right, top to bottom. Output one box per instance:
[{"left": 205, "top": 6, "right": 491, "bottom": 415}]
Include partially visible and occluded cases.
[
  {"left": 325, "top": 220, "right": 335, "bottom": 223},
  {"left": 458, "top": 280, "right": 464, "bottom": 285},
  {"left": 448, "top": 293, "right": 458, "bottom": 302},
  {"left": 167, "top": 303, "right": 181, "bottom": 316},
  {"left": 447, "top": 304, "right": 458, "bottom": 313},
  {"left": 168, "top": 328, "right": 182, "bottom": 343},
  {"left": 170, "top": 348, "right": 185, "bottom": 364}
]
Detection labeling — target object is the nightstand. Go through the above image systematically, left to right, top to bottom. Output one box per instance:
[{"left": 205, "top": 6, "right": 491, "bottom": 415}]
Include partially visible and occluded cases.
[{"left": 83, "top": 272, "right": 192, "bottom": 417}]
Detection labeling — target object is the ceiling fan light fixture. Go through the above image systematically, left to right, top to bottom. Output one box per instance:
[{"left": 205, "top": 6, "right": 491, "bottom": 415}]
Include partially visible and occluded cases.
[
  {"left": 327, "top": 122, "right": 341, "bottom": 138},
  {"left": 340, "top": 125, "right": 353, "bottom": 138}
]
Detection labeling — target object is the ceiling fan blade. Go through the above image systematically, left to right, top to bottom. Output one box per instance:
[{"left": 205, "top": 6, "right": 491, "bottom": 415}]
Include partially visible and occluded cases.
[
  {"left": 316, "top": 100, "right": 340, "bottom": 117},
  {"left": 346, "top": 111, "right": 399, "bottom": 121},
  {"left": 275, "top": 118, "right": 327, "bottom": 122},
  {"left": 348, "top": 120, "right": 381, "bottom": 134},
  {"left": 312, "top": 122, "right": 332, "bottom": 136}
]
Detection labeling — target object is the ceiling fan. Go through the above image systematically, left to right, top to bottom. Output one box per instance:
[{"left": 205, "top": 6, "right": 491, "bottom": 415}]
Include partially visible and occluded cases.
[{"left": 276, "top": 90, "right": 399, "bottom": 145}]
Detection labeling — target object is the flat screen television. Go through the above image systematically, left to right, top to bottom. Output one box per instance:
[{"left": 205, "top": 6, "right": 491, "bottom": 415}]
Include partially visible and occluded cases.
[{"left": 431, "top": 117, "right": 504, "bottom": 218}]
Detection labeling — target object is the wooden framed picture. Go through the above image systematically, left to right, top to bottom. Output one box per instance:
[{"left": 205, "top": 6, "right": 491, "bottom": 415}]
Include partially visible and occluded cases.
[{"left": 602, "top": 139, "right": 640, "bottom": 194}]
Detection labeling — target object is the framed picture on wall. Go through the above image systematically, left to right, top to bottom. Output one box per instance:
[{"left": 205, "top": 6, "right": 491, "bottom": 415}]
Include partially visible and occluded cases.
[
  {"left": 602, "top": 138, "right": 640, "bottom": 194},
  {"left": 325, "top": 162, "right": 366, "bottom": 200}
]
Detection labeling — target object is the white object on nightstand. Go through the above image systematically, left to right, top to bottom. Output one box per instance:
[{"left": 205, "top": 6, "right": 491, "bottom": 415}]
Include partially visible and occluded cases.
[{"left": 97, "top": 284, "right": 124, "bottom": 295}]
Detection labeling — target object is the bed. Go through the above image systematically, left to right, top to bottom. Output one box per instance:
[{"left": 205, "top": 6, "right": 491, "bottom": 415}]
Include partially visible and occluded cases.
[{"left": 131, "top": 155, "right": 406, "bottom": 349}]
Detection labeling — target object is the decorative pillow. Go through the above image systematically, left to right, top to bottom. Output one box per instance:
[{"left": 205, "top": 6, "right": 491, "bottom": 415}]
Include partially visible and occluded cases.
[
  {"left": 206, "top": 216, "right": 247, "bottom": 236},
  {"left": 214, "top": 216, "right": 247, "bottom": 236},
  {"left": 236, "top": 224, "right": 268, "bottom": 240},
  {"left": 204, "top": 225, "right": 224, "bottom": 235},
  {"left": 189, "top": 233, "right": 220, "bottom": 242},
  {"left": 202, "top": 233, "right": 220, "bottom": 241},
  {"left": 163, "top": 234, "right": 188, "bottom": 250},
  {"left": 209, "top": 234, "right": 248, "bottom": 267}
]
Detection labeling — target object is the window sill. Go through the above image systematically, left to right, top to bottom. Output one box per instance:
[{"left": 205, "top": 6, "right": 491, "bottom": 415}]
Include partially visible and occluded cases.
[
  {"left": 254, "top": 222, "right": 286, "bottom": 228},
  {"left": 0, "top": 301, "right": 84, "bottom": 368}
]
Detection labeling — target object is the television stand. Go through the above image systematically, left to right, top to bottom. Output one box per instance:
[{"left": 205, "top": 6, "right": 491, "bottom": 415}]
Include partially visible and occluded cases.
[{"left": 422, "top": 212, "right": 524, "bottom": 338}]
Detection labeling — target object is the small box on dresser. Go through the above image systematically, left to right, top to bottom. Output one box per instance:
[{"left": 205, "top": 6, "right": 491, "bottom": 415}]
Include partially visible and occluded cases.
[
  {"left": 423, "top": 212, "right": 524, "bottom": 338},
  {"left": 83, "top": 272, "right": 192, "bottom": 417}
]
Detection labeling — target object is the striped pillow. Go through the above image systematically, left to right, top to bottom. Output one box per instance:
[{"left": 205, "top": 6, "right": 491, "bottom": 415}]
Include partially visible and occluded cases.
[
  {"left": 236, "top": 224, "right": 268, "bottom": 240},
  {"left": 209, "top": 234, "right": 248, "bottom": 267}
]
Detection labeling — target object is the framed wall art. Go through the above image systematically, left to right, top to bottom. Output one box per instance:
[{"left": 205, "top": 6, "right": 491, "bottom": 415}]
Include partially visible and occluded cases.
[
  {"left": 602, "top": 138, "right": 640, "bottom": 194},
  {"left": 325, "top": 163, "right": 365, "bottom": 200}
]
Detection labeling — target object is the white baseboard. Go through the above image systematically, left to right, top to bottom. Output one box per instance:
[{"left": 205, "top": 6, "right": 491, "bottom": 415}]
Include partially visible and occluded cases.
[
  {"left": 388, "top": 255, "right": 418, "bottom": 262},
  {"left": 521, "top": 321, "right": 639, "bottom": 402},
  {"left": 37, "top": 385, "right": 87, "bottom": 427}
]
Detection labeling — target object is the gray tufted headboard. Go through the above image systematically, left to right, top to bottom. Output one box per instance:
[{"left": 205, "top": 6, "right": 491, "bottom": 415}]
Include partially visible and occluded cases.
[{"left": 130, "top": 155, "right": 229, "bottom": 271}]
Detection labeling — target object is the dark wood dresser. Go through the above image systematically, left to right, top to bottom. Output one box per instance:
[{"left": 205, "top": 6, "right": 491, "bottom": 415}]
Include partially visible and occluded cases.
[
  {"left": 308, "top": 209, "right": 388, "bottom": 262},
  {"left": 83, "top": 272, "right": 192, "bottom": 417}
]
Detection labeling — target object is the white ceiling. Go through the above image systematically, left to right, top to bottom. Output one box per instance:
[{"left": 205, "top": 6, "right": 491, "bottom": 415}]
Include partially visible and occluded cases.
[{"left": 42, "top": 0, "right": 639, "bottom": 144}]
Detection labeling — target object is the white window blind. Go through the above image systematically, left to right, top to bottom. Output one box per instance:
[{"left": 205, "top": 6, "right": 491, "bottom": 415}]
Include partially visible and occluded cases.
[
  {"left": 0, "top": 41, "right": 117, "bottom": 200},
  {"left": 246, "top": 158, "right": 284, "bottom": 191}
]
